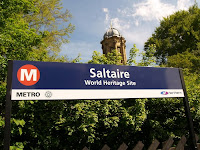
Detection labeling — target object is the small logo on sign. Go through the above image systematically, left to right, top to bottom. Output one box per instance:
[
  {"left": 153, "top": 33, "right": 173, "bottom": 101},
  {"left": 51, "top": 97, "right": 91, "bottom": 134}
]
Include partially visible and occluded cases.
[
  {"left": 17, "top": 64, "right": 40, "bottom": 86},
  {"left": 45, "top": 91, "right": 52, "bottom": 98},
  {"left": 161, "top": 91, "right": 169, "bottom": 95}
]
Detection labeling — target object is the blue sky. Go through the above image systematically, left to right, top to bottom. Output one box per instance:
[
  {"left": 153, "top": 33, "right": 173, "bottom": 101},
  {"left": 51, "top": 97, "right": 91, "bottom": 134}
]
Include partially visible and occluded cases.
[{"left": 60, "top": 0, "right": 199, "bottom": 62}]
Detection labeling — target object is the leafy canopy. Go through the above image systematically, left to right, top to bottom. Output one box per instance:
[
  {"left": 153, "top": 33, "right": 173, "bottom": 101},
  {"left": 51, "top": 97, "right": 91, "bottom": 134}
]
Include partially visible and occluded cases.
[
  {"left": 0, "top": 0, "right": 75, "bottom": 149},
  {"left": 24, "top": 0, "right": 75, "bottom": 60},
  {"left": 145, "top": 5, "right": 200, "bottom": 65}
]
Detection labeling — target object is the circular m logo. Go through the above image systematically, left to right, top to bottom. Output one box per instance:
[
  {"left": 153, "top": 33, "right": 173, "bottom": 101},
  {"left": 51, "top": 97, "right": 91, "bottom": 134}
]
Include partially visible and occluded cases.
[{"left": 17, "top": 64, "right": 40, "bottom": 86}]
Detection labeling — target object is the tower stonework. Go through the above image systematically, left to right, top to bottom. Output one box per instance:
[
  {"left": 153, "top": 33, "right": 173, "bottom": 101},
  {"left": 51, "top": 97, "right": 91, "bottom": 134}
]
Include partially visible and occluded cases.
[{"left": 101, "top": 27, "right": 127, "bottom": 64}]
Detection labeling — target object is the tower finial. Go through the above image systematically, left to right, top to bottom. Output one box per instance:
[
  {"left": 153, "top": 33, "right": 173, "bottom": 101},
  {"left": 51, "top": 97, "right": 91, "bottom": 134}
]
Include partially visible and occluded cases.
[{"left": 110, "top": 21, "right": 112, "bottom": 29}]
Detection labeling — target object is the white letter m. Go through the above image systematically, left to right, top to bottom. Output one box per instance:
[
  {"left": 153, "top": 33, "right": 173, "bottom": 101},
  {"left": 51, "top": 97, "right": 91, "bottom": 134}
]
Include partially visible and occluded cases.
[{"left": 20, "top": 69, "right": 37, "bottom": 81}]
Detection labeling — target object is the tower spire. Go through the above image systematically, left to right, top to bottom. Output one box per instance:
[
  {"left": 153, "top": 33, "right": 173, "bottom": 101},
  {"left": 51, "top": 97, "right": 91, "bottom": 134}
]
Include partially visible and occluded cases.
[{"left": 110, "top": 21, "right": 112, "bottom": 29}]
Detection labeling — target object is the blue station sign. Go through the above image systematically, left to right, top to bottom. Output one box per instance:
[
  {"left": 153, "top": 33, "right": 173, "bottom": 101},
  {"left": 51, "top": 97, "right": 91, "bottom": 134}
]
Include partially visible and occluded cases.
[{"left": 11, "top": 60, "right": 184, "bottom": 100}]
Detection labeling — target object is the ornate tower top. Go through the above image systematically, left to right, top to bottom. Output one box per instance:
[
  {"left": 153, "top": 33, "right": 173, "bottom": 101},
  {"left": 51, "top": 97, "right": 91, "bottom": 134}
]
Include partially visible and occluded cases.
[
  {"left": 101, "top": 27, "right": 127, "bottom": 64},
  {"left": 103, "top": 27, "right": 122, "bottom": 39}
]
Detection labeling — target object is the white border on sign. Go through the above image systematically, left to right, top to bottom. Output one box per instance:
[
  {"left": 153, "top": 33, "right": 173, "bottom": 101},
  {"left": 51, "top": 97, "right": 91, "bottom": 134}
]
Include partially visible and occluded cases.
[{"left": 11, "top": 89, "right": 184, "bottom": 100}]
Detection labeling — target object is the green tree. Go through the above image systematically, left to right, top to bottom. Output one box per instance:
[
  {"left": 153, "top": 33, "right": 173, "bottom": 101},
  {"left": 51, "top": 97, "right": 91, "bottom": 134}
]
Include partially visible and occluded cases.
[
  {"left": 0, "top": 0, "right": 75, "bottom": 149},
  {"left": 0, "top": 0, "right": 47, "bottom": 148},
  {"left": 0, "top": 0, "right": 45, "bottom": 81},
  {"left": 24, "top": 0, "right": 75, "bottom": 60},
  {"left": 143, "top": 5, "right": 200, "bottom": 144},
  {"left": 145, "top": 5, "right": 200, "bottom": 65},
  {"left": 128, "top": 43, "right": 200, "bottom": 147},
  {"left": 127, "top": 44, "right": 139, "bottom": 66},
  {"left": 138, "top": 44, "right": 157, "bottom": 67},
  {"left": 88, "top": 49, "right": 123, "bottom": 65},
  {"left": 167, "top": 50, "right": 200, "bottom": 73},
  {"left": 140, "top": 70, "right": 200, "bottom": 148}
]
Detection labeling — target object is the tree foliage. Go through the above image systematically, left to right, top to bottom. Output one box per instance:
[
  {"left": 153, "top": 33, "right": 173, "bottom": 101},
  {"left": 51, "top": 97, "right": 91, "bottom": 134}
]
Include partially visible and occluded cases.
[
  {"left": 0, "top": 0, "right": 75, "bottom": 149},
  {"left": 0, "top": 0, "right": 45, "bottom": 148},
  {"left": 0, "top": 0, "right": 45, "bottom": 81},
  {"left": 24, "top": 0, "right": 75, "bottom": 59},
  {"left": 145, "top": 5, "right": 200, "bottom": 65},
  {"left": 128, "top": 43, "right": 200, "bottom": 146},
  {"left": 127, "top": 44, "right": 139, "bottom": 66},
  {"left": 127, "top": 44, "right": 157, "bottom": 67},
  {"left": 88, "top": 49, "right": 123, "bottom": 65},
  {"left": 167, "top": 50, "right": 200, "bottom": 73},
  {"left": 140, "top": 70, "right": 200, "bottom": 147}
]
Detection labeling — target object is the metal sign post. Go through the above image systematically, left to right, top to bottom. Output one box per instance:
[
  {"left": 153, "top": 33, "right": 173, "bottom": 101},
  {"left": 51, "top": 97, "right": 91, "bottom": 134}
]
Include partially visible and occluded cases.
[
  {"left": 4, "top": 61, "right": 13, "bottom": 150},
  {"left": 179, "top": 69, "right": 197, "bottom": 150}
]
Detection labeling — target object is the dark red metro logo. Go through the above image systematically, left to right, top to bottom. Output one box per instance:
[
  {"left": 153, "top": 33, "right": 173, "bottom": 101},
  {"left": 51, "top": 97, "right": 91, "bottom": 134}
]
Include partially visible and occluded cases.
[{"left": 17, "top": 64, "right": 40, "bottom": 86}]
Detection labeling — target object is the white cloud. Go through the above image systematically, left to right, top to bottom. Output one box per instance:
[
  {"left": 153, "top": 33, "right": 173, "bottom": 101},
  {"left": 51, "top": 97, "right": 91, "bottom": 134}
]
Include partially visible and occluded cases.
[
  {"left": 112, "top": 0, "right": 195, "bottom": 46},
  {"left": 116, "top": 0, "right": 194, "bottom": 23},
  {"left": 132, "top": 0, "right": 193, "bottom": 21},
  {"left": 132, "top": 0, "right": 176, "bottom": 21},
  {"left": 177, "top": 0, "right": 193, "bottom": 10},
  {"left": 117, "top": 7, "right": 132, "bottom": 17},
  {"left": 102, "top": 8, "right": 110, "bottom": 24},
  {"left": 103, "top": 8, "right": 109, "bottom": 13},
  {"left": 105, "top": 14, "right": 109, "bottom": 23},
  {"left": 111, "top": 18, "right": 130, "bottom": 31},
  {"left": 134, "top": 20, "right": 139, "bottom": 26},
  {"left": 124, "top": 28, "right": 153, "bottom": 46}
]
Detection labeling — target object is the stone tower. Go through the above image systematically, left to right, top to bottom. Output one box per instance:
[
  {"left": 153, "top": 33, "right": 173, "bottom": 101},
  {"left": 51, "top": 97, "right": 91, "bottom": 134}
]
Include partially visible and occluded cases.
[{"left": 100, "top": 27, "right": 127, "bottom": 64}]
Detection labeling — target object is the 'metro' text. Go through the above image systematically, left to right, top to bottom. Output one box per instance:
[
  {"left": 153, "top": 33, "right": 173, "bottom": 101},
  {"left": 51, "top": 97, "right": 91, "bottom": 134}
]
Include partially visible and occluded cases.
[{"left": 16, "top": 92, "right": 40, "bottom": 97}]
